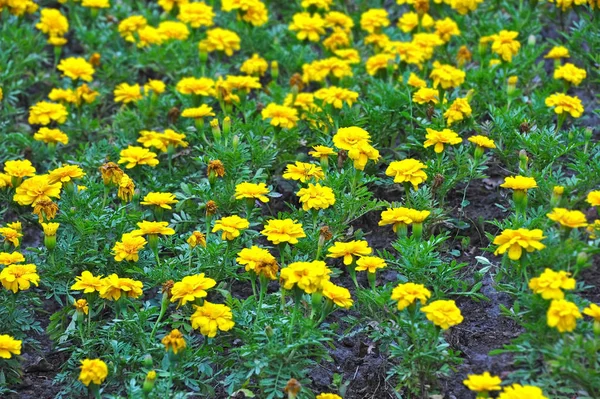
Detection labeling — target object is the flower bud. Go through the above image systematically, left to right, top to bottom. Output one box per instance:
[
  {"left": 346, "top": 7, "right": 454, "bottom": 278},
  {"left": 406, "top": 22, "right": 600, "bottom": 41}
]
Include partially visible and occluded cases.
[
  {"left": 527, "top": 34, "right": 536, "bottom": 46},
  {"left": 199, "top": 50, "right": 208, "bottom": 64},
  {"left": 89, "top": 52, "right": 101, "bottom": 67},
  {"left": 271, "top": 61, "right": 279, "bottom": 81},
  {"left": 507, "top": 76, "right": 518, "bottom": 96},
  {"left": 223, "top": 116, "right": 231, "bottom": 138},
  {"left": 210, "top": 119, "right": 222, "bottom": 142},
  {"left": 232, "top": 135, "right": 240, "bottom": 151},
  {"left": 518, "top": 150, "right": 528, "bottom": 173},
  {"left": 550, "top": 186, "right": 564, "bottom": 208},
  {"left": 576, "top": 252, "right": 588, "bottom": 268},
  {"left": 594, "top": 320, "right": 600, "bottom": 336},
  {"left": 142, "top": 354, "right": 153, "bottom": 368},
  {"left": 142, "top": 370, "right": 157, "bottom": 395}
]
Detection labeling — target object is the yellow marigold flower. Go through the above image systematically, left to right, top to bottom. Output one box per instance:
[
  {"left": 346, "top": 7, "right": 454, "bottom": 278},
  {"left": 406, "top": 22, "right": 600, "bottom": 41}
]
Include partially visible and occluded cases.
[
  {"left": 81, "top": 0, "right": 110, "bottom": 8},
  {"left": 158, "top": 0, "right": 189, "bottom": 12},
  {"left": 301, "top": 0, "right": 332, "bottom": 9},
  {"left": 450, "top": 0, "right": 485, "bottom": 14},
  {"left": 548, "top": 0, "right": 586, "bottom": 11},
  {"left": 240, "top": 1, "right": 269, "bottom": 26},
  {"left": 177, "top": 2, "right": 214, "bottom": 27},
  {"left": 36, "top": 8, "right": 68, "bottom": 38},
  {"left": 360, "top": 8, "right": 389, "bottom": 33},
  {"left": 324, "top": 11, "right": 354, "bottom": 32},
  {"left": 289, "top": 12, "right": 325, "bottom": 42},
  {"left": 397, "top": 12, "right": 432, "bottom": 33},
  {"left": 118, "top": 15, "right": 147, "bottom": 42},
  {"left": 434, "top": 17, "right": 460, "bottom": 42},
  {"left": 157, "top": 21, "right": 189, "bottom": 41},
  {"left": 136, "top": 26, "right": 165, "bottom": 47},
  {"left": 199, "top": 28, "right": 240, "bottom": 56},
  {"left": 323, "top": 28, "right": 350, "bottom": 51},
  {"left": 490, "top": 30, "right": 520, "bottom": 62},
  {"left": 412, "top": 33, "right": 444, "bottom": 58},
  {"left": 48, "top": 36, "right": 67, "bottom": 46},
  {"left": 386, "top": 41, "right": 427, "bottom": 66},
  {"left": 545, "top": 45, "right": 569, "bottom": 59},
  {"left": 334, "top": 48, "right": 360, "bottom": 64},
  {"left": 240, "top": 53, "right": 268, "bottom": 76},
  {"left": 366, "top": 53, "right": 396, "bottom": 76},
  {"left": 57, "top": 57, "right": 95, "bottom": 82},
  {"left": 302, "top": 57, "right": 353, "bottom": 83},
  {"left": 489, "top": 59, "right": 501, "bottom": 67},
  {"left": 430, "top": 62, "right": 465, "bottom": 89},
  {"left": 554, "top": 63, "right": 586, "bottom": 86},
  {"left": 407, "top": 73, "right": 427, "bottom": 88},
  {"left": 223, "top": 75, "right": 261, "bottom": 93},
  {"left": 144, "top": 80, "right": 166, "bottom": 96},
  {"left": 114, "top": 83, "right": 143, "bottom": 104},
  {"left": 75, "top": 84, "right": 99, "bottom": 104},
  {"left": 314, "top": 86, "right": 358, "bottom": 109},
  {"left": 412, "top": 87, "right": 439, "bottom": 104},
  {"left": 545, "top": 93, "right": 584, "bottom": 118},
  {"left": 444, "top": 97, "right": 472, "bottom": 126},
  {"left": 28, "top": 101, "right": 68, "bottom": 125},
  {"left": 261, "top": 103, "right": 299, "bottom": 129},
  {"left": 181, "top": 104, "right": 215, "bottom": 120},
  {"left": 332, "top": 126, "right": 370, "bottom": 150},
  {"left": 34, "top": 127, "right": 69, "bottom": 145},
  {"left": 424, "top": 128, "right": 462, "bottom": 153},
  {"left": 158, "top": 129, "right": 188, "bottom": 150},
  {"left": 468, "top": 135, "right": 496, "bottom": 149},
  {"left": 347, "top": 142, "right": 380, "bottom": 170},
  {"left": 308, "top": 145, "right": 336, "bottom": 160},
  {"left": 118, "top": 146, "right": 159, "bottom": 169},
  {"left": 4, "top": 159, "right": 36, "bottom": 178},
  {"left": 385, "top": 159, "right": 428, "bottom": 188},
  {"left": 282, "top": 161, "right": 324, "bottom": 182},
  {"left": 48, "top": 165, "right": 85, "bottom": 184},
  {"left": 0, "top": 173, "right": 12, "bottom": 189},
  {"left": 117, "top": 174, "right": 135, "bottom": 202},
  {"left": 13, "top": 175, "right": 62, "bottom": 206},
  {"left": 500, "top": 176, "right": 537, "bottom": 192},
  {"left": 235, "top": 182, "right": 270, "bottom": 203},
  {"left": 297, "top": 183, "right": 335, "bottom": 211},
  {"left": 587, "top": 191, "right": 600, "bottom": 207},
  {"left": 141, "top": 192, "right": 178, "bottom": 209},
  {"left": 379, "top": 207, "right": 430, "bottom": 232},
  {"left": 547, "top": 208, "right": 587, "bottom": 228},
  {"left": 212, "top": 215, "right": 249, "bottom": 240},
  {"left": 261, "top": 219, "right": 306, "bottom": 245},
  {"left": 132, "top": 221, "right": 176, "bottom": 237},
  {"left": 6, "top": 222, "right": 21, "bottom": 232},
  {"left": 41, "top": 222, "right": 59, "bottom": 237},
  {"left": 493, "top": 228, "right": 546, "bottom": 260},
  {"left": 187, "top": 231, "right": 206, "bottom": 248},
  {"left": 112, "top": 232, "right": 147, "bottom": 262},
  {"left": 327, "top": 240, "right": 371, "bottom": 265},
  {"left": 236, "top": 246, "right": 278, "bottom": 276},
  {"left": 0, "top": 251, "right": 25, "bottom": 266},
  {"left": 355, "top": 256, "right": 386, "bottom": 273},
  {"left": 280, "top": 260, "right": 331, "bottom": 293},
  {"left": 0, "top": 263, "right": 39, "bottom": 293},
  {"left": 529, "top": 268, "right": 576, "bottom": 300},
  {"left": 71, "top": 271, "right": 104, "bottom": 293},
  {"left": 170, "top": 273, "right": 216, "bottom": 306},
  {"left": 99, "top": 274, "right": 144, "bottom": 301},
  {"left": 321, "top": 281, "right": 353, "bottom": 308},
  {"left": 391, "top": 282, "right": 431, "bottom": 310},
  {"left": 74, "top": 299, "right": 89, "bottom": 315},
  {"left": 421, "top": 299, "right": 463, "bottom": 329},
  {"left": 547, "top": 299, "right": 581, "bottom": 332},
  {"left": 190, "top": 301, "right": 235, "bottom": 337},
  {"left": 583, "top": 303, "right": 600, "bottom": 322},
  {"left": 162, "top": 329, "right": 186, "bottom": 354},
  {"left": 0, "top": 335, "right": 22, "bottom": 359},
  {"left": 79, "top": 359, "right": 108, "bottom": 386},
  {"left": 463, "top": 372, "right": 502, "bottom": 393},
  {"left": 498, "top": 384, "right": 548, "bottom": 399},
  {"left": 316, "top": 394, "right": 342, "bottom": 399}
]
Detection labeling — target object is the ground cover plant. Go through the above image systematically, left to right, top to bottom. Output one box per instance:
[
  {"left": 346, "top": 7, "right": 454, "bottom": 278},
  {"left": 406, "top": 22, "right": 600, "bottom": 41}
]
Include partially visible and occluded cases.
[{"left": 1, "top": 0, "right": 599, "bottom": 398}]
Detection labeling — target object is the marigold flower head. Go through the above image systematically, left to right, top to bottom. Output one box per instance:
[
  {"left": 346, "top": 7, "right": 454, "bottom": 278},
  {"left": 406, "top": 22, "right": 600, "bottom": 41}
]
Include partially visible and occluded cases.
[
  {"left": 81, "top": 0, "right": 110, "bottom": 8},
  {"left": 158, "top": 0, "right": 189, "bottom": 11},
  {"left": 450, "top": 0, "right": 485, "bottom": 14},
  {"left": 547, "top": 0, "right": 587, "bottom": 11},
  {"left": 177, "top": 2, "right": 214, "bottom": 27},
  {"left": 36, "top": 8, "right": 69, "bottom": 38},
  {"left": 360, "top": 8, "right": 389, "bottom": 33},
  {"left": 324, "top": 11, "right": 354, "bottom": 31},
  {"left": 289, "top": 12, "right": 326, "bottom": 41},
  {"left": 398, "top": 12, "right": 432, "bottom": 33},
  {"left": 118, "top": 15, "right": 147, "bottom": 41},
  {"left": 434, "top": 17, "right": 460, "bottom": 42},
  {"left": 157, "top": 21, "right": 190, "bottom": 41},
  {"left": 323, "top": 27, "right": 350, "bottom": 51},
  {"left": 199, "top": 28, "right": 240, "bottom": 56},
  {"left": 490, "top": 30, "right": 520, "bottom": 62},
  {"left": 545, "top": 45, "right": 570, "bottom": 59},
  {"left": 334, "top": 48, "right": 360, "bottom": 64},
  {"left": 240, "top": 53, "right": 269, "bottom": 76},
  {"left": 365, "top": 53, "right": 396, "bottom": 76},
  {"left": 57, "top": 57, "right": 95, "bottom": 82},
  {"left": 430, "top": 62, "right": 466, "bottom": 89},
  {"left": 554, "top": 63, "right": 586, "bottom": 86},
  {"left": 406, "top": 72, "right": 427, "bottom": 88},
  {"left": 176, "top": 77, "right": 215, "bottom": 96},
  {"left": 143, "top": 80, "right": 166, "bottom": 96},
  {"left": 114, "top": 83, "right": 143, "bottom": 104},
  {"left": 314, "top": 86, "right": 358, "bottom": 109},
  {"left": 412, "top": 87, "right": 439, "bottom": 104},
  {"left": 48, "top": 88, "right": 77, "bottom": 104},
  {"left": 545, "top": 93, "right": 584, "bottom": 118},
  {"left": 444, "top": 97, "right": 472, "bottom": 126},
  {"left": 28, "top": 101, "right": 68, "bottom": 125},
  {"left": 261, "top": 103, "right": 299, "bottom": 129},
  {"left": 181, "top": 104, "right": 215, "bottom": 119},
  {"left": 34, "top": 127, "right": 69, "bottom": 145},
  {"left": 332, "top": 127, "right": 370, "bottom": 151},
  {"left": 424, "top": 128, "right": 462, "bottom": 153},
  {"left": 468, "top": 135, "right": 496, "bottom": 149},
  {"left": 347, "top": 142, "right": 380, "bottom": 170},
  {"left": 309, "top": 145, "right": 337, "bottom": 160},
  {"left": 118, "top": 146, "right": 159, "bottom": 169},
  {"left": 4, "top": 159, "right": 36, "bottom": 178},
  {"left": 385, "top": 159, "right": 428, "bottom": 189},
  {"left": 207, "top": 160, "right": 226, "bottom": 179},
  {"left": 282, "top": 161, "right": 324, "bottom": 182},
  {"left": 99, "top": 162, "right": 124, "bottom": 185},
  {"left": 48, "top": 164, "right": 86, "bottom": 184},
  {"left": 13, "top": 175, "right": 62, "bottom": 206},
  {"left": 500, "top": 176, "right": 537, "bottom": 192},
  {"left": 235, "top": 182, "right": 270, "bottom": 203},
  {"left": 297, "top": 183, "right": 336, "bottom": 211},
  {"left": 587, "top": 191, "right": 600, "bottom": 207},
  {"left": 141, "top": 192, "right": 179, "bottom": 209},
  {"left": 547, "top": 208, "right": 587, "bottom": 228},
  {"left": 212, "top": 215, "right": 249, "bottom": 240},
  {"left": 261, "top": 219, "right": 306, "bottom": 245},
  {"left": 132, "top": 221, "right": 176, "bottom": 237},
  {"left": 41, "top": 222, "right": 59, "bottom": 237},
  {"left": 0, "top": 228, "right": 22, "bottom": 247},
  {"left": 493, "top": 228, "right": 546, "bottom": 260},
  {"left": 187, "top": 231, "right": 206, "bottom": 249},
  {"left": 112, "top": 232, "right": 147, "bottom": 262},
  {"left": 327, "top": 240, "right": 372, "bottom": 265},
  {"left": 237, "top": 246, "right": 279, "bottom": 279},
  {"left": 0, "top": 251, "right": 25, "bottom": 266},
  {"left": 355, "top": 256, "right": 387, "bottom": 273},
  {"left": 280, "top": 260, "right": 331, "bottom": 293},
  {"left": 0, "top": 263, "right": 39, "bottom": 293},
  {"left": 529, "top": 268, "right": 576, "bottom": 300},
  {"left": 71, "top": 271, "right": 104, "bottom": 293},
  {"left": 170, "top": 273, "right": 216, "bottom": 306},
  {"left": 99, "top": 274, "right": 144, "bottom": 301},
  {"left": 321, "top": 281, "right": 353, "bottom": 308},
  {"left": 391, "top": 282, "right": 431, "bottom": 310},
  {"left": 74, "top": 298, "right": 89, "bottom": 315},
  {"left": 420, "top": 299, "right": 463, "bottom": 329},
  {"left": 547, "top": 299, "right": 581, "bottom": 333},
  {"left": 190, "top": 301, "right": 235, "bottom": 337},
  {"left": 583, "top": 303, "right": 600, "bottom": 322},
  {"left": 162, "top": 329, "right": 186, "bottom": 354},
  {"left": 0, "top": 335, "right": 22, "bottom": 359},
  {"left": 79, "top": 359, "right": 108, "bottom": 386},
  {"left": 463, "top": 372, "right": 502, "bottom": 393},
  {"left": 498, "top": 384, "right": 548, "bottom": 399},
  {"left": 316, "top": 395, "right": 342, "bottom": 399}
]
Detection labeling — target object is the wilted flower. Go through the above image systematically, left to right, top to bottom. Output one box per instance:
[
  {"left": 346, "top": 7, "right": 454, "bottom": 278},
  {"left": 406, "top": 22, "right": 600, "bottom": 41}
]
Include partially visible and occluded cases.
[{"left": 162, "top": 329, "right": 187, "bottom": 354}]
